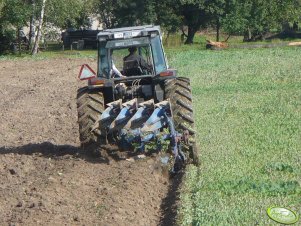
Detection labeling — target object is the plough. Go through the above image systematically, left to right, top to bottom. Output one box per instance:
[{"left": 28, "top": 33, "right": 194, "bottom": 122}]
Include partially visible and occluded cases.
[{"left": 99, "top": 99, "right": 188, "bottom": 172}]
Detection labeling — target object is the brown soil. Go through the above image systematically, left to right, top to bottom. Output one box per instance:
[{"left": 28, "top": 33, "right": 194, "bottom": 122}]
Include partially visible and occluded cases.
[{"left": 0, "top": 58, "right": 180, "bottom": 226}]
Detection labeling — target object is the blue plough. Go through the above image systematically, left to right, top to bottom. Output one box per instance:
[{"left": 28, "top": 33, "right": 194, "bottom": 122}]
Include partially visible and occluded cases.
[{"left": 99, "top": 99, "right": 189, "bottom": 172}]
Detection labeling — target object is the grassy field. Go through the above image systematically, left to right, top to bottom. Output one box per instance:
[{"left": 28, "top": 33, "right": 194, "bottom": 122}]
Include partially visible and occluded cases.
[{"left": 167, "top": 47, "right": 301, "bottom": 225}]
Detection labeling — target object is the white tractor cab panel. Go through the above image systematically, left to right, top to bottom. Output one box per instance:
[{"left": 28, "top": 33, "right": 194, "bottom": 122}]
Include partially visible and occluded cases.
[{"left": 97, "top": 25, "right": 168, "bottom": 79}]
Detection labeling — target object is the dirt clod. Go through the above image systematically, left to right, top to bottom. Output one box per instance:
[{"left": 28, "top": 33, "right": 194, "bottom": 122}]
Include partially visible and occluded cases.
[
  {"left": 9, "top": 169, "right": 17, "bottom": 175},
  {"left": 16, "top": 201, "right": 22, "bottom": 207},
  {"left": 27, "top": 203, "right": 35, "bottom": 208},
  {"left": 73, "top": 216, "right": 79, "bottom": 221}
]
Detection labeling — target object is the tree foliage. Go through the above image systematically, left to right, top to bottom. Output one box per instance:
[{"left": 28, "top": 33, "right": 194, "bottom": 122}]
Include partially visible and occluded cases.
[
  {"left": 0, "top": 0, "right": 31, "bottom": 30},
  {"left": 0, "top": 0, "right": 32, "bottom": 54},
  {"left": 1, "top": 0, "right": 301, "bottom": 54},
  {"left": 45, "top": 0, "right": 94, "bottom": 29},
  {"left": 95, "top": 0, "right": 181, "bottom": 32},
  {"left": 95, "top": 0, "right": 116, "bottom": 29},
  {"left": 179, "top": 0, "right": 301, "bottom": 43},
  {"left": 221, "top": 0, "right": 301, "bottom": 41}
]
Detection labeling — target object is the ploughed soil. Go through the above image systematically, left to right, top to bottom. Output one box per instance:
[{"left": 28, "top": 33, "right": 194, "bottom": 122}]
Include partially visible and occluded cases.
[{"left": 0, "top": 58, "right": 181, "bottom": 226}]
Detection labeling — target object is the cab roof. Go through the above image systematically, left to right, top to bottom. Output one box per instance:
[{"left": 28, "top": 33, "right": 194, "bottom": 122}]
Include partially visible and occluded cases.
[{"left": 97, "top": 25, "right": 161, "bottom": 40}]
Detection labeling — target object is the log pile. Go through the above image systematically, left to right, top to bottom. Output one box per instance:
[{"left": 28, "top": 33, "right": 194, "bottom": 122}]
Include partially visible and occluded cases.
[{"left": 206, "top": 40, "right": 229, "bottom": 50}]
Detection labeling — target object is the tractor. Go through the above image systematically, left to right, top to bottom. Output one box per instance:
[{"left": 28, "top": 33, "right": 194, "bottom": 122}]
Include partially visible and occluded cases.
[{"left": 77, "top": 25, "right": 198, "bottom": 172}]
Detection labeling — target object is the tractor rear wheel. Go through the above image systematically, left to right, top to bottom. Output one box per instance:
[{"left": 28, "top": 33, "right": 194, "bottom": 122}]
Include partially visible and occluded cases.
[
  {"left": 164, "top": 77, "right": 199, "bottom": 165},
  {"left": 77, "top": 87, "right": 106, "bottom": 149}
]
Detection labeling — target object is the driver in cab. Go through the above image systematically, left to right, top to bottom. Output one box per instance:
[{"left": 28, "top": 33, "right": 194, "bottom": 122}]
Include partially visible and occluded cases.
[{"left": 123, "top": 47, "right": 152, "bottom": 75}]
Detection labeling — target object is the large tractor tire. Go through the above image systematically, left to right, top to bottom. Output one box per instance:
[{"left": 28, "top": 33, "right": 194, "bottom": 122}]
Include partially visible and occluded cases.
[
  {"left": 164, "top": 77, "right": 199, "bottom": 165},
  {"left": 77, "top": 87, "right": 106, "bottom": 149}
]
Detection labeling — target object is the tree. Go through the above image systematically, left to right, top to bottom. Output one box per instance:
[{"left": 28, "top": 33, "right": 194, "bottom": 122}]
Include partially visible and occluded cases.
[
  {"left": 0, "top": 0, "right": 32, "bottom": 54},
  {"left": 28, "top": 0, "right": 35, "bottom": 46},
  {"left": 30, "top": 0, "right": 95, "bottom": 54},
  {"left": 32, "top": 0, "right": 46, "bottom": 55},
  {"left": 45, "top": 0, "right": 94, "bottom": 29},
  {"left": 95, "top": 0, "right": 183, "bottom": 42},
  {"left": 95, "top": 0, "right": 117, "bottom": 29},
  {"left": 95, "top": 0, "right": 207, "bottom": 43},
  {"left": 96, "top": 0, "right": 157, "bottom": 28},
  {"left": 155, "top": 0, "right": 182, "bottom": 33},
  {"left": 179, "top": 0, "right": 212, "bottom": 44},
  {"left": 181, "top": 0, "right": 239, "bottom": 42},
  {"left": 203, "top": 0, "right": 240, "bottom": 41},
  {"left": 221, "top": 0, "right": 248, "bottom": 36},
  {"left": 222, "top": 0, "right": 301, "bottom": 41}
]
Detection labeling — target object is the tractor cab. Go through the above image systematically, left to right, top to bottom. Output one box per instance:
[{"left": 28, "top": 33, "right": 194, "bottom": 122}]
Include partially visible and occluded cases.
[
  {"left": 79, "top": 25, "right": 177, "bottom": 104},
  {"left": 97, "top": 25, "right": 168, "bottom": 79}
]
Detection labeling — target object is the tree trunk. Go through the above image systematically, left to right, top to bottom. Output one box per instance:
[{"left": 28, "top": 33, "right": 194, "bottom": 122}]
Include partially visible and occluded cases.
[
  {"left": 28, "top": 0, "right": 35, "bottom": 47},
  {"left": 32, "top": 0, "right": 46, "bottom": 55},
  {"left": 29, "top": 15, "right": 35, "bottom": 46},
  {"left": 216, "top": 18, "right": 220, "bottom": 42},
  {"left": 293, "top": 22, "right": 298, "bottom": 31},
  {"left": 181, "top": 26, "right": 187, "bottom": 44},
  {"left": 185, "top": 26, "right": 197, "bottom": 44},
  {"left": 243, "top": 27, "right": 252, "bottom": 42},
  {"left": 248, "top": 28, "right": 252, "bottom": 40},
  {"left": 17, "top": 29, "right": 21, "bottom": 55},
  {"left": 164, "top": 32, "right": 170, "bottom": 47},
  {"left": 224, "top": 34, "right": 231, "bottom": 42}
]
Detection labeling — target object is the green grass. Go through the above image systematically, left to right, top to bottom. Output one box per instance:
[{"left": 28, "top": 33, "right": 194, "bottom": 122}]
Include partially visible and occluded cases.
[
  {"left": 164, "top": 33, "right": 301, "bottom": 50},
  {"left": 0, "top": 44, "right": 97, "bottom": 61},
  {"left": 167, "top": 47, "right": 301, "bottom": 225}
]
